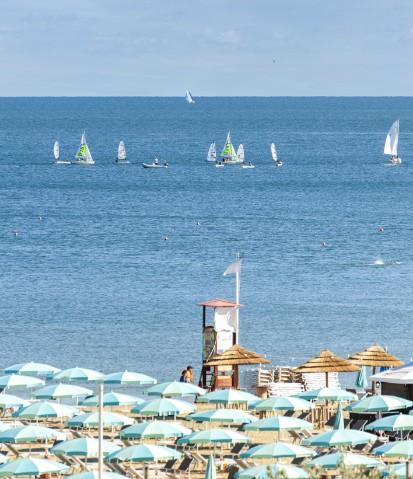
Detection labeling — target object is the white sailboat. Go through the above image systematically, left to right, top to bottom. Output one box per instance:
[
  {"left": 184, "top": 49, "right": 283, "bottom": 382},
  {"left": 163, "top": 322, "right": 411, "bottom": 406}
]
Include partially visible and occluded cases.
[
  {"left": 185, "top": 90, "right": 195, "bottom": 104},
  {"left": 384, "top": 120, "right": 402, "bottom": 165},
  {"left": 221, "top": 131, "right": 242, "bottom": 164},
  {"left": 73, "top": 132, "right": 95, "bottom": 165},
  {"left": 53, "top": 140, "right": 70, "bottom": 165},
  {"left": 116, "top": 141, "right": 129, "bottom": 164},
  {"left": 271, "top": 142, "right": 283, "bottom": 167},
  {"left": 207, "top": 143, "right": 216, "bottom": 162},
  {"left": 237, "top": 144, "right": 245, "bottom": 163}
]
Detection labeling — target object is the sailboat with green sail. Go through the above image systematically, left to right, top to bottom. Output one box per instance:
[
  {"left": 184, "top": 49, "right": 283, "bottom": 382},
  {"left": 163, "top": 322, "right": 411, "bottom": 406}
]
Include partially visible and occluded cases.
[
  {"left": 220, "top": 131, "right": 242, "bottom": 164},
  {"left": 73, "top": 132, "right": 95, "bottom": 165}
]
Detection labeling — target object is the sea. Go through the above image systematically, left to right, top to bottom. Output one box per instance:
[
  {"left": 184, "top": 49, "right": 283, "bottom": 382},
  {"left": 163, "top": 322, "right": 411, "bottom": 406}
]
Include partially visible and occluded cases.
[{"left": 0, "top": 96, "right": 412, "bottom": 385}]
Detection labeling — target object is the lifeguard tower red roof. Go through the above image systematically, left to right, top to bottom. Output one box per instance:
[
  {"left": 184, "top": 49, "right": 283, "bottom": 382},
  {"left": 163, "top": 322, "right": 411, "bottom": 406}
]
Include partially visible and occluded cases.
[{"left": 198, "top": 298, "right": 242, "bottom": 308}]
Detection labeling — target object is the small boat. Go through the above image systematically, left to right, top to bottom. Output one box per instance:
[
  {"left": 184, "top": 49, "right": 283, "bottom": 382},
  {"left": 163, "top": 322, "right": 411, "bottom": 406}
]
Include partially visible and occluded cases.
[
  {"left": 185, "top": 90, "right": 195, "bottom": 104},
  {"left": 384, "top": 120, "right": 402, "bottom": 165},
  {"left": 73, "top": 132, "right": 95, "bottom": 165},
  {"left": 220, "top": 132, "right": 243, "bottom": 164},
  {"left": 53, "top": 141, "right": 70, "bottom": 165},
  {"left": 116, "top": 141, "right": 129, "bottom": 164},
  {"left": 207, "top": 143, "right": 216, "bottom": 162},
  {"left": 271, "top": 143, "right": 283, "bottom": 167},
  {"left": 143, "top": 158, "right": 168, "bottom": 169},
  {"left": 215, "top": 161, "right": 224, "bottom": 168},
  {"left": 241, "top": 162, "right": 255, "bottom": 169}
]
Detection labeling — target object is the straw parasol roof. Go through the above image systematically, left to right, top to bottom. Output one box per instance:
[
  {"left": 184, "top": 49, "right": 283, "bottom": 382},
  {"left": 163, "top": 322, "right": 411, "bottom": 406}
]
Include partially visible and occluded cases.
[
  {"left": 348, "top": 344, "right": 403, "bottom": 368},
  {"left": 204, "top": 345, "right": 270, "bottom": 367},
  {"left": 296, "top": 349, "right": 359, "bottom": 374}
]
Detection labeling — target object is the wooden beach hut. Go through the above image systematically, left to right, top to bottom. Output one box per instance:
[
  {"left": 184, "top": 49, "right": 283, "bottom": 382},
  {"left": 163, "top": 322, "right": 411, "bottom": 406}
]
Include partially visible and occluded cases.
[
  {"left": 203, "top": 344, "right": 270, "bottom": 390},
  {"left": 348, "top": 344, "right": 403, "bottom": 393},
  {"left": 296, "top": 349, "right": 359, "bottom": 387}
]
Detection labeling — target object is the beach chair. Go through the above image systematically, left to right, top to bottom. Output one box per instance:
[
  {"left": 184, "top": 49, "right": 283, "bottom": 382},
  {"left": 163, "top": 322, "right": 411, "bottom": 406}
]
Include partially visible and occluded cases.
[
  {"left": 351, "top": 419, "right": 368, "bottom": 431},
  {"left": 230, "top": 443, "right": 247, "bottom": 455},
  {"left": 176, "top": 456, "right": 194, "bottom": 473},
  {"left": 235, "top": 458, "right": 250, "bottom": 470},
  {"left": 164, "top": 459, "right": 178, "bottom": 471}
]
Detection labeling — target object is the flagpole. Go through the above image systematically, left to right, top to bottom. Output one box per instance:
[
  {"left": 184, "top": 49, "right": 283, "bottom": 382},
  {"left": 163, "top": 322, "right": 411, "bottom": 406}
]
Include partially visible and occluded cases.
[{"left": 235, "top": 252, "right": 240, "bottom": 344}]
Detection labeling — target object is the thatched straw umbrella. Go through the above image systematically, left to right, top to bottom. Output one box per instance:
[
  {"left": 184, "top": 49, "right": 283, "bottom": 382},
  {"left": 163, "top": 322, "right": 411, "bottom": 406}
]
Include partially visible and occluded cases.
[
  {"left": 204, "top": 344, "right": 270, "bottom": 389},
  {"left": 348, "top": 344, "right": 403, "bottom": 393},
  {"left": 295, "top": 349, "right": 359, "bottom": 388}
]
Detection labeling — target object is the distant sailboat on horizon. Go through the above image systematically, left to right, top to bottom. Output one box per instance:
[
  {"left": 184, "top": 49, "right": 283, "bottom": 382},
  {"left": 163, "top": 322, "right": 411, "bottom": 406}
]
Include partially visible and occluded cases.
[
  {"left": 185, "top": 90, "right": 195, "bottom": 104},
  {"left": 384, "top": 120, "right": 402, "bottom": 165},
  {"left": 73, "top": 132, "right": 95, "bottom": 165},
  {"left": 53, "top": 140, "right": 70, "bottom": 165},
  {"left": 116, "top": 141, "right": 129, "bottom": 164},
  {"left": 207, "top": 143, "right": 216, "bottom": 162},
  {"left": 271, "top": 143, "right": 283, "bottom": 167}
]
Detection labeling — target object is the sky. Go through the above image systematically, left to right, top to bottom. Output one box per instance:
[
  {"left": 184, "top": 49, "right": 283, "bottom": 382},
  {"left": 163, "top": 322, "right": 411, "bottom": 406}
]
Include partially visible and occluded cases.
[{"left": 2, "top": 0, "right": 413, "bottom": 96}]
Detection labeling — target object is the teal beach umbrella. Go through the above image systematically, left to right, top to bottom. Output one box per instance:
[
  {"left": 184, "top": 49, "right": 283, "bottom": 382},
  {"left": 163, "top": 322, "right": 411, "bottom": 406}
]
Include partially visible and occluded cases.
[
  {"left": 4, "top": 362, "right": 60, "bottom": 378},
  {"left": 355, "top": 365, "right": 368, "bottom": 389},
  {"left": 54, "top": 367, "right": 104, "bottom": 382},
  {"left": 102, "top": 371, "right": 157, "bottom": 386},
  {"left": 0, "top": 375, "right": 44, "bottom": 391},
  {"left": 147, "top": 381, "right": 206, "bottom": 398},
  {"left": 33, "top": 383, "right": 92, "bottom": 399},
  {"left": 297, "top": 388, "right": 357, "bottom": 402},
  {"left": 198, "top": 389, "right": 259, "bottom": 405},
  {"left": 81, "top": 391, "right": 144, "bottom": 407},
  {"left": 0, "top": 394, "right": 29, "bottom": 409},
  {"left": 347, "top": 395, "right": 413, "bottom": 413},
  {"left": 253, "top": 396, "right": 313, "bottom": 412},
  {"left": 133, "top": 398, "right": 195, "bottom": 417},
  {"left": 15, "top": 401, "right": 79, "bottom": 419},
  {"left": 333, "top": 403, "right": 344, "bottom": 430},
  {"left": 187, "top": 408, "right": 256, "bottom": 424},
  {"left": 68, "top": 411, "right": 133, "bottom": 428},
  {"left": 367, "top": 414, "right": 413, "bottom": 433},
  {"left": 243, "top": 415, "right": 313, "bottom": 432},
  {"left": 121, "top": 421, "right": 191, "bottom": 439},
  {"left": 0, "top": 425, "right": 65, "bottom": 443},
  {"left": 178, "top": 428, "right": 249, "bottom": 445},
  {"left": 304, "top": 428, "right": 376, "bottom": 447},
  {"left": 51, "top": 437, "right": 121, "bottom": 457},
  {"left": 374, "top": 441, "right": 413, "bottom": 478},
  {"left": 240, "top": 442, "right": 315, "bottom": 459},
  {"left": 106, "top": 444, "right": 181, "bottom": 463},
  {"left": 308, "top": 451, "right": 382, "bottom": 469},
  {"left": 0, "top": 457, "right": 68, "bottom": 477},
  {"left": 384, "top": 463, "right": 413, "bottom": 478},
  {"left": 236, "top": 464, "right": 308, "bottom": 479}
]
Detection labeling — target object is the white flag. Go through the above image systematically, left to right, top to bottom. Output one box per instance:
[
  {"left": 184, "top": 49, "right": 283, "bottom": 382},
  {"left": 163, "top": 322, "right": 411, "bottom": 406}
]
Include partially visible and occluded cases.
[{"left": 223, "top": 259, "right": 241, "bottom": 276}]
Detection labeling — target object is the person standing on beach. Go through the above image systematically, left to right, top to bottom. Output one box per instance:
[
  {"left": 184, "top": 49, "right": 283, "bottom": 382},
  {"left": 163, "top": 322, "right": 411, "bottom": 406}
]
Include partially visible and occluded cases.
[
  {"left": 186, "top": 366, "right": 193, "bottom": 383},
  {"left": 179, "top": 370, "right": 187, "bottom": 382}
]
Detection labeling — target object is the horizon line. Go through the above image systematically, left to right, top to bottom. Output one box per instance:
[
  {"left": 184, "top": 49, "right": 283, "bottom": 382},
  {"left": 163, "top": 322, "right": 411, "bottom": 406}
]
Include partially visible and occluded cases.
[{"left": 0, "top": 95, "right": 412, "bottom": 99}]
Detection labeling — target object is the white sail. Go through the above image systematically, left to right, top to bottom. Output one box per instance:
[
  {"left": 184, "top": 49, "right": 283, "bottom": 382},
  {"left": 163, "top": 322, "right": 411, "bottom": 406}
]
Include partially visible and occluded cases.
[
  {"left": 185, "top": 90, "right": 195, "bottom": 103},
  {"left": 384, "top": 120, "right": 399, "bottom": 156},
  {"left": 75, "top": 132, "right": 94, "bottom": 165},
  {"left": 53, "top": 141, "right": 59, "bottom": 161},
  {"left": 118, "top": 141, "right": 126, "bottom": 161},
  {"left": 207, "top": 143, "right": 216, "bottom": 162},
  {"left": 271, "top": 143, "right": 278, "bottom": 162},
  {"left": 237, "top": 144, "right": 245, "bottom": 163}
]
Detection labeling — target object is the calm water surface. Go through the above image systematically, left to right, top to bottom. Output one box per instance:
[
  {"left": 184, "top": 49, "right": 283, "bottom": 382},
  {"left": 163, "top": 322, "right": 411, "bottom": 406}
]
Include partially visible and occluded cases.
[{"left": 0, "top": 97, "right": 412, "bottom": 383}]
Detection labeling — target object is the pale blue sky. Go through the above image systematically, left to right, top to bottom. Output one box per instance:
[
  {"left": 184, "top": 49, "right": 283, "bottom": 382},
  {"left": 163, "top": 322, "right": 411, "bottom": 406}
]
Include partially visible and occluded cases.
[{"left": 2, "top": 0, "right": 413, "bottom": 96}]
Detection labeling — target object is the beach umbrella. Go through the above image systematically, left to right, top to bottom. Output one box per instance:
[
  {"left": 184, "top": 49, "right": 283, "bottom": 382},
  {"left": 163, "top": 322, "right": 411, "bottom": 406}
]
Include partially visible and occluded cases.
[
  {"left": 295, "top": 349, "right": 359, "bottom": 387},
  {"left": 4, "top": 362, "right": 60, "bottom": 378},
  {"left": 355, "top": 365, "right": 368, "bottom": 389},
  {"left": 54, "top": 367, "right": 104, "bottom": 382},
  {"left": 101, "top": 371, "right": 157, "bottom": 386},
  {"left": 0, "top": 374, "right": 44, "bottom": 390},
  {"left": 147, "top": 381, "right": 206, "bottom": 398},
  {"left": 33, "top": 383, "right": 93, "bottom": 399},
  {"left": 297, "top": 388, "right": 357, "bottom": 402},
  {"left": 198, "top": 389, "right": 259, "bottom": 405},
  {"left": 81, "top": 391, "right": 144, "bottom": 407},
  {"left": 0, "top": 394, "right": 29, "bottom": 409},
  {"left": 346, "top": 395, "right": 413, "bottom": 413},
  {"left": 253, "top": 396, "right": 313, "bottom": 412},
  {"left": 132, "top": 398, "right": 195, "bottom": 417},
  {"left": 15, "top": 401, "right": 79, "bottom": 419},
  {"left": 333, "top": 403, "right": 344, "bottom": 429},
  {"left": 187, "top": 408, "right": 256, "bottom": 424},
  {"left": 68, "top": 411, "right": 133, "bottom": 428},
  {"left": 367, "top": 414, "right": 413, "bottom": 434},
  {"left": 243, "top": 415, "right": 313, "bottom": 433},
  {"left": 121, "top": 420, "right": 191, "bottom": 440},
  {"left": 0, "top": 421, "right": 23, "bottom": 431},
  {"left": 0, "top": 424, "right": 65, "bottom": 443},
  {"left": 177, "top": 428, "right": 249, "bottom": 445},
  {"left": 304, "top": 428, "right": 376, "bottom": 447},
  {"left": 50, "top": 437, "right": 121, "bottom": 457},
  {"left": 374, "top": 441, "right": 413, "bottom": 478},
  {"left": 240, "top": 442, "right": 315, "bottom": 459},
  {"left": 106, "top": 444, "right": 181, "bottom": 463},
  {"left": 308, "top": 451, "right": 382, "bottom": 469},
  {"left": 0, "top": 453, "right": 8, "bottom": 465},
  {"left": 205, "top": 455, "right": 216, "bottom": 479},
  {"left": 0, "top": 457, "right": 68, "bottom": 477},
  {"left": 384, "top": 463, "right": 413, "bottom": 478},
  {"left": 236, "top": 464, "right": 308, "bottom": 479},
  {"left": 66, "top": 473, "right": 127, "bottom": 479}
]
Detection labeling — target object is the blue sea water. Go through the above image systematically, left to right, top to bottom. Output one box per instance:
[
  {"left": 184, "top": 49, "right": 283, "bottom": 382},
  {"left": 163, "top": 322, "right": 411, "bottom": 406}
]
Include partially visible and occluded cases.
[{"left": 0, "top": 96, "right": 412, "bottom": 383}]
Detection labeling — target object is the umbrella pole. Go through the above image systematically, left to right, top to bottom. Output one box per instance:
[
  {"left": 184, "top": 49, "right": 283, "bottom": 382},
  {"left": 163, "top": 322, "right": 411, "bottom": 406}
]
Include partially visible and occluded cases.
[
  {"left": 372, "top": 366, "right": 376, "bottom": 394},
  {"left": 325, "top": 372, "right": 329, "bottom": 387},
  {"left": 98, "top": 382, "right": 104, "bottom": 479},
  {"left": 407, "top": 460, "right": 410, "bottom": 478}
]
